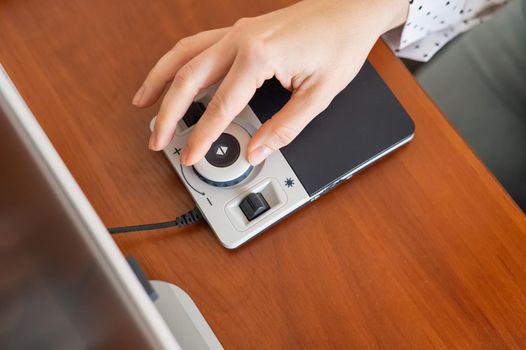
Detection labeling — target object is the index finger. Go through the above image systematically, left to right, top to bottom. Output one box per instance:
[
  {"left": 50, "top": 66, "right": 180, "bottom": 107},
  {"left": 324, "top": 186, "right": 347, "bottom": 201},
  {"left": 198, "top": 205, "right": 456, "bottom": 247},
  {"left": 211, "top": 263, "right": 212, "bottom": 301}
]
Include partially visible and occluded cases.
[{"left": 181, "top": 43, "right": 273, "bottom": 165}]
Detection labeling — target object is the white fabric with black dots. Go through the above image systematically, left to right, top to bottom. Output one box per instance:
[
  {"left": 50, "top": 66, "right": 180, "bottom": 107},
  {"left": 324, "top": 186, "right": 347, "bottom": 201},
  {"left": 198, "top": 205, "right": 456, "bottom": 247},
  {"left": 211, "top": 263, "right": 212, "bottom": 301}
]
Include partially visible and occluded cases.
[{"left": 383, "top": 0, "right": 509, "bottom": 61}]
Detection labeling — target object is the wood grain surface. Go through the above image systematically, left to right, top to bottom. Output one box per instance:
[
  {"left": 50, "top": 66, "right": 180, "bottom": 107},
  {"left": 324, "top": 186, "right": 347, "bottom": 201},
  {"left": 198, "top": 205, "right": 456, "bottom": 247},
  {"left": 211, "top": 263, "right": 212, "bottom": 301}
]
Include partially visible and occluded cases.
[{"left": 1, "top": 0, "right": 526, "bottom": 348}]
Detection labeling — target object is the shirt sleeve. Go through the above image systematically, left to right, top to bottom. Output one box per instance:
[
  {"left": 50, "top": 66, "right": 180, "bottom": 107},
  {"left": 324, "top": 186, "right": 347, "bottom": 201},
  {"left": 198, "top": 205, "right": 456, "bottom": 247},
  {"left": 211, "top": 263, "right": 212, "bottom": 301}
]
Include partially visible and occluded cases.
[{"left": 383, "top": 0, "right": 509, "bottom": 62}]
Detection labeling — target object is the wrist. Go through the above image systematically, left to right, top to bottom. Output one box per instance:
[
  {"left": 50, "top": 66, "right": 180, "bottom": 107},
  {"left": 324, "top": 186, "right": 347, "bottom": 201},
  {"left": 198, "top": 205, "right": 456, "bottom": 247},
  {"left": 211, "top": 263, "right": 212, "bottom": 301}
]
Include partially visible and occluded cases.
[
  {"left": 332, "top": 0, "right": 409, "bottom": 37},
  {"left": 371, "top": 0, "right": 409, "bottom": 33},
  {"left": 385, "top": 0, "right": 410, "bottom": 30}
]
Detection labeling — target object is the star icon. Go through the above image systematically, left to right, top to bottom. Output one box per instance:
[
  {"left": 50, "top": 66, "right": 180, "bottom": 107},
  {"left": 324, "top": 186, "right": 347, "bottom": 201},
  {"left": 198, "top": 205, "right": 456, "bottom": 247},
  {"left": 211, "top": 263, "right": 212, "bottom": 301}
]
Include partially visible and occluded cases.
[{"left": 284, "top": 178, "right": 295, "bottom": 188}]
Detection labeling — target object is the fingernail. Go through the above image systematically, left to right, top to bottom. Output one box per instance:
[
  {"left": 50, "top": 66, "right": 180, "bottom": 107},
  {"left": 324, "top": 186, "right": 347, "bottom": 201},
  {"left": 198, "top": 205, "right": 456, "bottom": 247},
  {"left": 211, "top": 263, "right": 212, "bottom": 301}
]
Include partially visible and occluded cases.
[
  {"left": 132, "top": 85, "right": 145, "bottom": 106},
  {"left": 149, "top": 128, "right": 161, "bottom": 150},
  {"left": 148, "top": 132, "right": 157, "bottom": 150},
  {"left": 249, "top": 146, "right": 272, "bottom": 165},
  {"left": 180, "top": 149, "right": 189, "bottom": 165}
]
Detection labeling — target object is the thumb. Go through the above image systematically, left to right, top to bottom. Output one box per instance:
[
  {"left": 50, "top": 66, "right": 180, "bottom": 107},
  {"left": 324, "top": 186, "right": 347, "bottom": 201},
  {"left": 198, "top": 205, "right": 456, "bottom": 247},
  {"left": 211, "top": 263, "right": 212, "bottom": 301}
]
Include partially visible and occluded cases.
[{"left": 247, "top": 85, "right": 332, "bottom": 165}]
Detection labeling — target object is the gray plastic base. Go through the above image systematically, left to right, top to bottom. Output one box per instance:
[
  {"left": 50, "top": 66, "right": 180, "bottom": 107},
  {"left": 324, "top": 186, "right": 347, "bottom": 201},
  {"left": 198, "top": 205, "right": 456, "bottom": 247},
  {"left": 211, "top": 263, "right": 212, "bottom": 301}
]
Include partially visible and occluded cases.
[{"left": 151, "top": 280, "right": 223, "bottom": 350}]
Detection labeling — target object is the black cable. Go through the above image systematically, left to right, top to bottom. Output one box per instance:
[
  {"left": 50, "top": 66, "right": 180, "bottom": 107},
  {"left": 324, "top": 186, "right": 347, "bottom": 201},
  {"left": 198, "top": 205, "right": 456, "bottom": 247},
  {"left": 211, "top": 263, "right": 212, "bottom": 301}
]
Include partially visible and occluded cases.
[{"left": 107, "top": 207, "right": 202, "bottom": 234}]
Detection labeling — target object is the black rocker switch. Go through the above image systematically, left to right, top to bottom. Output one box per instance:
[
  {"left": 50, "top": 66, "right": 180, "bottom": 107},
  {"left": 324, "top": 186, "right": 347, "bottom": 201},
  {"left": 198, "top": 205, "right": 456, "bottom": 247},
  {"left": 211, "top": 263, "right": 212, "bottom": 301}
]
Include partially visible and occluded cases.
[
  {"left": 182, "top": 101, "right": 206, "bottom": 127},
  {"left": 239, "top": 192, "right": 270, "bottom": 221}
]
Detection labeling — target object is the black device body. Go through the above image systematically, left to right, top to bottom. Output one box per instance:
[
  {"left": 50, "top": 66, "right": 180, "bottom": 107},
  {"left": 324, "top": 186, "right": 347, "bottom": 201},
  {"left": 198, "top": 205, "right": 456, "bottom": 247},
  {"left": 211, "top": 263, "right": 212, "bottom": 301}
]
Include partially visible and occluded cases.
[{"left": 249, "top": 61, "right": 415, "bottom": 197}]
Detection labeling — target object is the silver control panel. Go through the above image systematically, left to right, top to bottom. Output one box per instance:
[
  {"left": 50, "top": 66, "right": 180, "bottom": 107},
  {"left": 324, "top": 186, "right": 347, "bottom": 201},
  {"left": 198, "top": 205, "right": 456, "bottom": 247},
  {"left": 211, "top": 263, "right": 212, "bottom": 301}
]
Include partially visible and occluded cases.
[{"left": 151, "top": 89, "right": 310, "bottom": 249}]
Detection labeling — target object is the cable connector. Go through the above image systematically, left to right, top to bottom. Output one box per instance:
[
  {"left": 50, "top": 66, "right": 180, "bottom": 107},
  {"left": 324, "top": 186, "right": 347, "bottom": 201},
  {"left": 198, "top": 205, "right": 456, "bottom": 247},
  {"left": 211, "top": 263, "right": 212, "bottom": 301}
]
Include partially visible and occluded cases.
[{"left": 108, "top": 207, "right": 202, "bottom": 235}]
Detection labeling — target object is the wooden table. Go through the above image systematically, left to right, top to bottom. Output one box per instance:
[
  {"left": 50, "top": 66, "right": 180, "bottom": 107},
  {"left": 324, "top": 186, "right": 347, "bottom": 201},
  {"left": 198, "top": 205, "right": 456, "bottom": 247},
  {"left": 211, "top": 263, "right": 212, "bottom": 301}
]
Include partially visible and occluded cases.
[{"left": 2, "top": 0, "right": 526, "bottom": 348}]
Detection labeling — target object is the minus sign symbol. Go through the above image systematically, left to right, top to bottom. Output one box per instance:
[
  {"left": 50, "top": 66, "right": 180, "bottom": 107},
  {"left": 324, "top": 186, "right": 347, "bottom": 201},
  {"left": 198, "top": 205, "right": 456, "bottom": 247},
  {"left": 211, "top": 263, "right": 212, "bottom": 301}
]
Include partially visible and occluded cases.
[{"left": 206, "top": 197, "right": 212, "bottom": 206}]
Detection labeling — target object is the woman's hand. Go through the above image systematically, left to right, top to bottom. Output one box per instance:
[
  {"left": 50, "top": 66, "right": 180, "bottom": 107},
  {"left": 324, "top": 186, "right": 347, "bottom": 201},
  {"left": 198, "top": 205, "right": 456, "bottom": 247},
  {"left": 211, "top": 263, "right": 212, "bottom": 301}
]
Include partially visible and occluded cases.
[{"left": 133, "top": 0, "right": 408, "bottom": 165}]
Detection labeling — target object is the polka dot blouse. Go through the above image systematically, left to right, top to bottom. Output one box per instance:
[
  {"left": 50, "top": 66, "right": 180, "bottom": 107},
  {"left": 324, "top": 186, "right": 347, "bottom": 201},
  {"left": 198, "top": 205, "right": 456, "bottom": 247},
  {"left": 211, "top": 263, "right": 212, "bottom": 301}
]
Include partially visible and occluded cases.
[{"left": 383, "top": 0, "right": 509, "bottom": 61}]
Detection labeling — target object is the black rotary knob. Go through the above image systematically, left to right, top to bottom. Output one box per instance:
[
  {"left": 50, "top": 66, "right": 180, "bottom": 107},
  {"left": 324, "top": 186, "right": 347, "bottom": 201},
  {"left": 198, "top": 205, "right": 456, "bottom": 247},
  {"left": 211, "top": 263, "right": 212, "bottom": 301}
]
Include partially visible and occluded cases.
[
  {"left": 193, "top": 123, "right": 253, "bottom": 187},
  {"left": 204, "top": 133, "right": 241, "bottom": 168}
]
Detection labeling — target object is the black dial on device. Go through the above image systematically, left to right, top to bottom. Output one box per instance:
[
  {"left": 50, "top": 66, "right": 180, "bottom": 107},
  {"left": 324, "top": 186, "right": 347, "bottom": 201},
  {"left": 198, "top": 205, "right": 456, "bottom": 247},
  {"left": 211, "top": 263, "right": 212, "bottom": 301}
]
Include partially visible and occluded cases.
[
  {"left": 193, "top": 123, "right": 253, "bottom": 187},
  {"left": 205, "top": 133, "right": 240, "bottom": 168}
]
